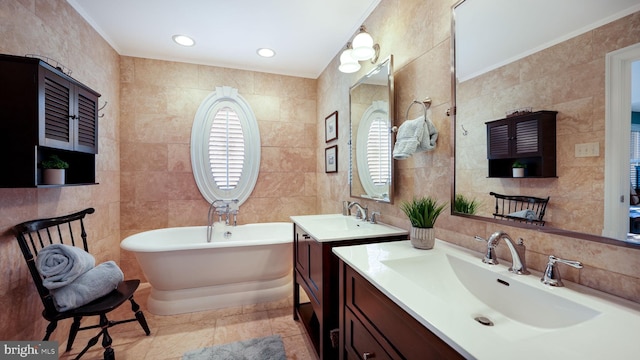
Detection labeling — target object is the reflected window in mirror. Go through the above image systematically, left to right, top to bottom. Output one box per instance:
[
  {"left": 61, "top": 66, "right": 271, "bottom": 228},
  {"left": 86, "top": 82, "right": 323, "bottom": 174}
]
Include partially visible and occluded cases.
[
  {"left": 350, "top": 55, "right": 395, "bottom": 203},
  {"left": 356, "top": 101, "right": 390, "bottom": 200}
]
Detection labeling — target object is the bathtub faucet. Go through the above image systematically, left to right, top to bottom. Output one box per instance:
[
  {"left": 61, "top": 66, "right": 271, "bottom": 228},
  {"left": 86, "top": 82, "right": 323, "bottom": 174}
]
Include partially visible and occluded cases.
[{"left": 207, "top": 199, "right": 240, "bottom": 242}]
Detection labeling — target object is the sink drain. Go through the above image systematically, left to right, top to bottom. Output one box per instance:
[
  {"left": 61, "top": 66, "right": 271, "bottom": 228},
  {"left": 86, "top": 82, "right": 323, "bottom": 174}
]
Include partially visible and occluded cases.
[{"left": 474, "top": 316, "right": 494, "bottom": 326}]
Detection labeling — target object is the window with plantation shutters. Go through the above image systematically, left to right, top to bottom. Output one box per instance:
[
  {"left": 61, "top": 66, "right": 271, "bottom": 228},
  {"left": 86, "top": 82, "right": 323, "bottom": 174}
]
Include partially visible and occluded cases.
[
  {"left": 191, "top": 86, "right": 260, "bottom": 205},
  {"left": 355, "top": 101, "right": 391, "bottom": 200},
  {"left": 208, "top": 107, "right": 245, "bottom": 190},
  {"left": 367, "top": 117, "right": 390, "bottom": 185}
]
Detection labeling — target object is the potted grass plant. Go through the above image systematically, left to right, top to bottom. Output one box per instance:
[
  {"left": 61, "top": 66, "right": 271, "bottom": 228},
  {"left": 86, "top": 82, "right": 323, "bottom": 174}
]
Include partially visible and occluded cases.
[
  {"left": 41, "top": 155, "right": 69, "bottom": 185},
  {"left": 454, "top": 194, "right": 480, "bottom": 215},
  {"left": 400, "top": 196, "right": 447, "bottom": 249}
]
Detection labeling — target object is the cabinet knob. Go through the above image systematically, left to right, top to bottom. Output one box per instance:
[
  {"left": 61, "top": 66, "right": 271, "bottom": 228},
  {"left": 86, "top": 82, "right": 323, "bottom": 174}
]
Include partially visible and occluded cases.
[{"left": 363, "top": 352, "right": 375, "bottom": 359}]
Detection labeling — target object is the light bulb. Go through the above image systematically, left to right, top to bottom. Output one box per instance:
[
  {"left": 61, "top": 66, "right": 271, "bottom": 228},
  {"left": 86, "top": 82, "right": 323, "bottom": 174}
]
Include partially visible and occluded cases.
[
  {"left": 351, "top": 30, "right": 374, "bottom": 61},
  {"left": 338, "top": 49, "right": 361, "bottom": 73}
]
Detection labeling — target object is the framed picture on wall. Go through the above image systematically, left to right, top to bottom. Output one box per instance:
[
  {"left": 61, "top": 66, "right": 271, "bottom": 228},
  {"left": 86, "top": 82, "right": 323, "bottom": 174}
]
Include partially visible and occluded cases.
[
  {"left": 325, "top": 111, "right": 338, "bottom": 142},
  {"left": 325, "top": 145, "right": 338, "bottom": 173}
]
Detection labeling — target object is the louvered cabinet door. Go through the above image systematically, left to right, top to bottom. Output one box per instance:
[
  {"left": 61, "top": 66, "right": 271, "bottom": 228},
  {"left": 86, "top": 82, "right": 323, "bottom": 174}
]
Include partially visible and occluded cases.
[
  {"left": 40, "top": 69, "right": 98, "bottom": 154},
  {"left": 40, "top": 70, "right": 74, "bottom": 150},
  {"left": 74, "top": 86, "right": 98, "bottom": 153},
  {"left": 514, "top": 118, "right": 540, "bottom": 156},
  {"left": 487, "top": 121, "right": 510, "bottom": 159}
]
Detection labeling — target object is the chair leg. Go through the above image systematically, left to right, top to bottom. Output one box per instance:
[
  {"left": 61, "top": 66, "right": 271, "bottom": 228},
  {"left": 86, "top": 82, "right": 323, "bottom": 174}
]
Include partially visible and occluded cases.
[
  {"left": 129, "top": 296, "right": 151, "bottom": 335},
  {"left": 100, "top": 314, "right": 114, "bottom": 360},
  {"left": 73, "top": 315, "right": 113, "bottom": 360},
  {"left": 66, "top": 316, "right": 82, "bottom": 352},
  {"left": 43, "top": 321, "right": 57, "bottom": 341}
]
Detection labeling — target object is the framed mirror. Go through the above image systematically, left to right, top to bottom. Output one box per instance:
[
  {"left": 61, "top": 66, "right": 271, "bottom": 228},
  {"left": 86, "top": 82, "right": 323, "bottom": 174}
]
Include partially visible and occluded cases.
[
  {"left": 452, "top": 0, "right": 640, "bottom": 245},
  {"left": 350, "top": 55, "right": 395, "bottom": 203}
]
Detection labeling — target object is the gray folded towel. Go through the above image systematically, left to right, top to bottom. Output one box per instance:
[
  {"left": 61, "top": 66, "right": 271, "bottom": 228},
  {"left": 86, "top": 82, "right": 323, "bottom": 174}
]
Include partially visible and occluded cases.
[
  {"left": 508, "top": 209, "right": 537, "bottom": 220},
  {"left": 36, "top": 244, "right": 95, "bottom": 290},
  {"left": 50, "top": 261, "right": 124, "bottom": 312}
]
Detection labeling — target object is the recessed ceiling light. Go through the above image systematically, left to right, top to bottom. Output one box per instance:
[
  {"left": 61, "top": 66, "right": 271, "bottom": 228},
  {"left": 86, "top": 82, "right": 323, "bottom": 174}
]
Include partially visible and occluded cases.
[
  {"left": 172, "top": 34, "right": 195, "bottom": 47},
  {"left": 257, "top": 48, "right": 276, "bottom": 58}
]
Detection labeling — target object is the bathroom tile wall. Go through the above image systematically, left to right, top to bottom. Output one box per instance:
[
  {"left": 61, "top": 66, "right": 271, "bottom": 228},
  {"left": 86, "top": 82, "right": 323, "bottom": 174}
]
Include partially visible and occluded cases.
[
  {"left": 0, "top": 0, "right": 121, "bottom": 342},
  {"left": 316, "top": 0, "right": 640, "bottom": 303},
  {"left": 118, "top": 58, "right": 318, "bottom": 280}
]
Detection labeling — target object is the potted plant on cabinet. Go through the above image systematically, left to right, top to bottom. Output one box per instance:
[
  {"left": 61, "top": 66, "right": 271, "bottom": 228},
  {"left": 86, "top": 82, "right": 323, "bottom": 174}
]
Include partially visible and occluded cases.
[
  {"left": 41, "top": 155, "right": 69, "bottom": 185},
  {"left": 512, "top": 160, "right": 526, "bottom": 178},
  {"left": 400, "top": 196, "right": 447, "bottom": 249}
]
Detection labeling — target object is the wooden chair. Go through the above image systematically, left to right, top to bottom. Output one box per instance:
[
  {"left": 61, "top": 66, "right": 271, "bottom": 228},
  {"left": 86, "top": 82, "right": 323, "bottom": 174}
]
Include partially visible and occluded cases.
[
  {"left": 489, "top": 192, "right": 550, "bottom": 226},
  {"left": 13, "top": 208, "right": 150, "bottom": 360}
]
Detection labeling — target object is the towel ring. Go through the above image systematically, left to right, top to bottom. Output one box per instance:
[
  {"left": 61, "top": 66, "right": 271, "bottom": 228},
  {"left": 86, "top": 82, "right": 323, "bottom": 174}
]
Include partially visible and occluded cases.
[{"left": 404, "top": 97, "right": 431, "bottom": 123}]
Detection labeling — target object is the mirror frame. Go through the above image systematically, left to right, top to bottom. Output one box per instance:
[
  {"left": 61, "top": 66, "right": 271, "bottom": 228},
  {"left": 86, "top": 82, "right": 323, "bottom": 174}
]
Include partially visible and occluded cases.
[
  {"left": 449, "top": 0, "right": 640, "bottom": 249},
  {"left": 349, "top": 55, "right": 395, "bottom": 203}
]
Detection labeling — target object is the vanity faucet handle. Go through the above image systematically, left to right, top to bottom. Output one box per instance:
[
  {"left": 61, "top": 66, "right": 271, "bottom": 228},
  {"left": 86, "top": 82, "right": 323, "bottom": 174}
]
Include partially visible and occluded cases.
[
  {"left": 369, "top": 211, "right": 380, "bottom": 224},
  {"left": 474, "top": 235, "right": 488, "bottom": 243},
  {"left": 541, "top": 255, "right": 583, "bottom": 287},
  {"left": 549, "top": 255, "right": 583, "bottom": 269}
]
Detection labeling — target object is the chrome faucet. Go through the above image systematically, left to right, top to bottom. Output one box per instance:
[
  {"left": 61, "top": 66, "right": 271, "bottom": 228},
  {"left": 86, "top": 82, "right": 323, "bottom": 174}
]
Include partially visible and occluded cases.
[
  {"left": 347, "top": 201, "right": 368, "bottom": 221},
  {"left": 474, "top": 231, "right": 530, "bottom": 275},
  {"left": 541, "top": 255, "right": 583, "bottom": 287}
]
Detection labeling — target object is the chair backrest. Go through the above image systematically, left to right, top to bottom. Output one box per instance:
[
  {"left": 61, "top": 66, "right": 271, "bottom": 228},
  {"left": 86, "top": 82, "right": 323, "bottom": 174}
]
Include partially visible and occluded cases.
[
  {"left": 489, "top": 192, "right": 549, "bottom": 226},
  {"left": 12, "top": 208, "right": 95, "bottom": 317}
]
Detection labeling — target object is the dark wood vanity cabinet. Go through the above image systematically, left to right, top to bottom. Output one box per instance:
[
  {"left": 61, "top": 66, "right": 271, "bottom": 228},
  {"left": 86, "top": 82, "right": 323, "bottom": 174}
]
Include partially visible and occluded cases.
[
  {"left": 0, "top": 54, "right": 100, "bottom": 187},
  {"left": 486, "top": 110, "right": 557, "bottom": 178},
  {"left": 293, "top": 224, "right": 406, "bottom": 360},
  {"left": 339, "top": 262, "right": 464, "bottom": 360}
]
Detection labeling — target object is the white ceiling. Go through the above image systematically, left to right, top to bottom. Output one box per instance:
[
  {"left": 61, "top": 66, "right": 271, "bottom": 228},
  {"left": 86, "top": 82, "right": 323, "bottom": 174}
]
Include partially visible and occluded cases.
[{"left": 67, "top": 0, "right": 381, "bottom": 79}]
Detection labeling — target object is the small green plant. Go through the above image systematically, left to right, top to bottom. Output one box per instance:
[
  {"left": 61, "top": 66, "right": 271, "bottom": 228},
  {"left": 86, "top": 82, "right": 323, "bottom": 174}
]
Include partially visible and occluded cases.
[
  {"left": 41, "top": 155, "right": 69, "bottom": 169},
  {"left": 512, "top": 160, "right": 526, "bottom": 168},
  {"left": 454, "top": 194, "right": 481, "bottom": 215},
  {"left": 400, "top": 196, "right": 447, "bottom": 228}
]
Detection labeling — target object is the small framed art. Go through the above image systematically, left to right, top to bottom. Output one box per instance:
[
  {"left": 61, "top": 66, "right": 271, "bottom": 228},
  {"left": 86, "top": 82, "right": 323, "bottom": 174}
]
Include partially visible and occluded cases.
[
  {"left": 325, "top": 111, "right": 338, "bottom": 142},
  {"left": 325, "top": 145, "right": 338, "bottom": 173}
]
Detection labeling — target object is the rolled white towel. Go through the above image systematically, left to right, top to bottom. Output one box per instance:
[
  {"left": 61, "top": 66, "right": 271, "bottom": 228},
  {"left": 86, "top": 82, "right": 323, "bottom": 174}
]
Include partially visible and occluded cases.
[
  {"left": 36, "top": 244, "right": 95, "bottom": 290},
  {"left": 50, "top": 261, "right": 124, "bottom": 312}
]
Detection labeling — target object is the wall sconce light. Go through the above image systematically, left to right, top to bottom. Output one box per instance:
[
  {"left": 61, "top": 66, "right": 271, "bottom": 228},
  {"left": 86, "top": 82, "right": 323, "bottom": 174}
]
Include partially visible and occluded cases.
[{"left": 338, "top": 26, "right": 380, "bottom": 73}]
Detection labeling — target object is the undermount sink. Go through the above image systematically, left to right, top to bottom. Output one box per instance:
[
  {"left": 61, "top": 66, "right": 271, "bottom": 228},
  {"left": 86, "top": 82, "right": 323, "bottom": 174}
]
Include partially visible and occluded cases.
[
  {"left": 289, "top": 214, "right": 407, "bottom": 242},
  {"left": 332, "top": 240, "right": 640, "bottom": 359},
  {"left": 382, "top": 252, "right": 600, "bottom": 329}
]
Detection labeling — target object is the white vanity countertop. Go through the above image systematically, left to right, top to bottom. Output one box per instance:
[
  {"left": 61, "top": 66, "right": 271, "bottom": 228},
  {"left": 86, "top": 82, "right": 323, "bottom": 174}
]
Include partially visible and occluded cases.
[
  {"left": 290, "top": 213, "right": 408, "bottom": 242},
  {"left": 333, "top": 240, "right": 640, "bottom": 360}
]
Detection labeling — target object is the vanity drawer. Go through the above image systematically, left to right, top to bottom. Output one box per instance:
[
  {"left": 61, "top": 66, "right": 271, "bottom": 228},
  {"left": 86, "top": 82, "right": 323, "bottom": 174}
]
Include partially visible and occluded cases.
[
  {"left": 344, "top": 265, "right": 464, "bottom": 360},
  {"left": 345, "top": 307, "right": 394, "bottom": 360}
]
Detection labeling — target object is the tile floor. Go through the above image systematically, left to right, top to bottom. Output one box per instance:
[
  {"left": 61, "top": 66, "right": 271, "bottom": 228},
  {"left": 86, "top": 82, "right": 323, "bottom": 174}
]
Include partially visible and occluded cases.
[{"left": 57, "top": 284, "right": 317, "bottom": 360}]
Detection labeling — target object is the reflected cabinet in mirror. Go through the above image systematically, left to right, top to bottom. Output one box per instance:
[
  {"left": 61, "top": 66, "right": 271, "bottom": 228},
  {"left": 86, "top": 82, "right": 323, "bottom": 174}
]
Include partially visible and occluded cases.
[
  {"left": 452, "top": 0, "right": 640, "bottom": 245},
  {"left": 350, "top": 55, "right": 394, "bottom": 203}
]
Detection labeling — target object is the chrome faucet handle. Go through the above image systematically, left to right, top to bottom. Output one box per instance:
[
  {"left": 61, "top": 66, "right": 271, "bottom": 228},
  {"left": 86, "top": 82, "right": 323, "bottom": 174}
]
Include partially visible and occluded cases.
[
  {"left": 369, "top": 211, "right": 380, "bottom": 224},
  {"left": 474, "top": 235, "right": 498, "bottom": 265},
  {"left": 541, "top": 255, "right": 583, "bottom": 287}
]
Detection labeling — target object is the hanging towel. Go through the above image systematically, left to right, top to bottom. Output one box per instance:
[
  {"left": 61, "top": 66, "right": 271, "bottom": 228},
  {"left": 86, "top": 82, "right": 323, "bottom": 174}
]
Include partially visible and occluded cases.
[
  {"left": 393, "top": 114, "right": 438, "bottom": 160},
  {"left": 392, "top": 117, "right": 424, "bottom": 159},
  {"left": 36, "top": 244, "right": 96, "bottom": 290},
  {"left": 49, "top": 261, "right": 124, "bottom": 311}
]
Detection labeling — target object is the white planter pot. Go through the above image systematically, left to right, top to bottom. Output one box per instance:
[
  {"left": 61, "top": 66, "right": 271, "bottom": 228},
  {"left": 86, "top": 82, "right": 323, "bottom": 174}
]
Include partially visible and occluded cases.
[
  {"left": 512, "top": 168, "right": 525, "bottom": 178},
  {"left": 43, "top": 169, "right": 65, "bottom": 185},
  {"left": 410, "top": 227, "right": 435, "bottom": 250}
]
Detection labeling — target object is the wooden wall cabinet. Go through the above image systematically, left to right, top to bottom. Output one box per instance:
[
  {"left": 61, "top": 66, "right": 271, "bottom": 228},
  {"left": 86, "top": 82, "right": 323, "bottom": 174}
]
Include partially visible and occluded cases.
[
  {"left": 0, "top": 54, "right": 100, "bottom": 187},
  {"left": 485, "top": 110, "right": 557, "bottom": 178},
  {"left": 293, "top": 223, "right": 406, "bottom": 360},
  {"left": 339, "top": 262, "right": 464, "bottom": 360}
]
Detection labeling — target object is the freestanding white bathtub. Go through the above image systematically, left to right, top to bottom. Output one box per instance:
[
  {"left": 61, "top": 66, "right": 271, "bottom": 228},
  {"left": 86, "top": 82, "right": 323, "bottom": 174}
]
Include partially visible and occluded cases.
[{"left": 120, "top": 223, "right": 293, "bottom": 315}]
